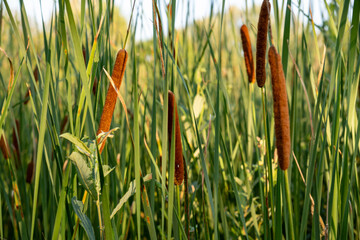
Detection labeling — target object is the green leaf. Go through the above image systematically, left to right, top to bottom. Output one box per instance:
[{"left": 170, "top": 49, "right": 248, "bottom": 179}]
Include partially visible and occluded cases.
[
  {"left": 60, "top": 133, "right": 91, "bottom": 156},
  {"left": 68, "top": 152, "right": 97, "bottom": 200},
  {"left": 102, "top": 165, "right": 115, "bottom": 177},
  {"left": 110, "top": 174, "right": 152, "bottom": 219},
  {"left": 110, "top": 179, "right": 135, "bottom": 219},
  {"left": 71, "top": 197, "right": 95, "bottom": 240}
]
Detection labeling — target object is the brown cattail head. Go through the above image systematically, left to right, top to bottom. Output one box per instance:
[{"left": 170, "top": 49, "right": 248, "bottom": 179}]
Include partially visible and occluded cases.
[
  {"left": 256, "top": 0, "right": 271, "bottom": 88},
  {"left": 240, "top": 24, "right": 255, "bottom": 83},
  {"left": 268, "top": 46, "right": 290, "bottom": 170},
  {"left": 97, "top": 49, "right": 128, "bottom": 153},
  {"left": 167, "top": 90, "right": 184, "bottom": 185},
  {"left": 26, "top": 160, "right": 35, "bottom": 183}
]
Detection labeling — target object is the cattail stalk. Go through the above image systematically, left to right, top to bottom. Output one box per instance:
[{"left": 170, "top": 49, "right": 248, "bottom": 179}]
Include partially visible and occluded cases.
[
  {"left": 256, "top": 0, "right": 271, "bottom": 88},
  {"left": 240, "top": 24, "right": 255, "bottom": 83},
  {"left": 268, "top": 46, "right": 290, "bottom": 170},
  {"left": 269, "top": 46, "right": 295, "bottom": 240},
  {"left": 97, "top": 49, "right": 128, "bottom": 152},
  {"left": 167, "top": 90, "right": 184, "bottom": 185}
]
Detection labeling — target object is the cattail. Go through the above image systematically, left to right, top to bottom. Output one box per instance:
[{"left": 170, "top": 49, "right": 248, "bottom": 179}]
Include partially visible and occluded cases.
[
  {"left": 256, "top": 0, "right": 271, "bottom": 88},
  {"left": 240, "top": 24, "right": 255, "bottom": 83},
  {"left": 268, "top": 46, "right": 290, "bottom": 170},
  {"left": 97, "top": 49, "right": 128, "bottom": 152},
  {"left": 167, "top": 90, "right": 184, "bottom": 185},
  {"left": 0, "top": 133, "right": 11, "bottom": 159},
  {"left": 26, "top": 160, "right": 35, "bottom": 183}
]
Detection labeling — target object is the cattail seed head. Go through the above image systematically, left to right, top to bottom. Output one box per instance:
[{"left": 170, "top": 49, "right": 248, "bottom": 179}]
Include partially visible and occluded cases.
[
  {"left": 256, "top": 0, "right": 271, "bottom": 88},
  {"left": 240, "top": 24, "right": 255, "bottom": 83},
  {"left": 268, "top": 46, "right": 290, "bottom": 170},
  {"left": 97, "top": 49, "right": 128, "bottom": 152},
  {"left": 167, "top": 90, "right": 184, "bottom": 185}
]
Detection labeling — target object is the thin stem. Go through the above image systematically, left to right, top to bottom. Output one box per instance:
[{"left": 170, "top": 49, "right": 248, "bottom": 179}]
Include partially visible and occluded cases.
[
  {"left": 261, "top": 88, "right": 275, "bottom": 239},
  {"left": 284, "top": 170, "right": 295, "bottom": 240},
  {"left": 177, "top": 186, "right": 181, "bottom": 240},
  {"left": 96, "top": 199, "right": 103, "bottom": 240}
]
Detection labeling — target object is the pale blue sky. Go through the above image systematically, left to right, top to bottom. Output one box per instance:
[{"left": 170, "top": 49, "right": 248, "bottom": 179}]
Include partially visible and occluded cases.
[{"left": 7, "top": 0, "right": 326, "bottom": 41}]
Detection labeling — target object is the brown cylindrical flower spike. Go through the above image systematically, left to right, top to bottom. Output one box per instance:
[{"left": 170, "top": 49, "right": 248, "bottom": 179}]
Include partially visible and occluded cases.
[
  {"left": 256, "top": 0, "right": 271, "bottom": 88},
  {"left": 240, "top": 24, "right": 255, "bottom": 83},
  {"left": 268, "top": 46, "right": 290, "bottom": 170},
  {"left": 97, "top": 49, "right": 128, "bottom": 153},
  {"left": 167, "top": 90, "right": 184, "bottom": 185}
]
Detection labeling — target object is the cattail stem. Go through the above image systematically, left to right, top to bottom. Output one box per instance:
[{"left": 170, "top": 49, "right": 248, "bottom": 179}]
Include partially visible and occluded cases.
[
  {"left": 240, "top": 24, "right": 255, "bottom": 83},
  {"left": 268, "top": 45, "right": 294, "bottom": 239},
  {"left": 261, "top": 89, "right": 276, "bottom": 239},
  {"left": 183, "top": 157, "right": 190, "bottom": 239},
  {"left": 284, "top": 170, "right": 295, "bottom": 240},
  {"left": 176, "top": 185, "right": 181, "bottom": 240}
]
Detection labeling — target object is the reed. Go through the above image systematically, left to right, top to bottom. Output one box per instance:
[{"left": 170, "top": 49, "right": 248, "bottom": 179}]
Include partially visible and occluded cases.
[
  {"left": 256, "top": 0, "right": 271, "bottom": 88},
  {"left": 240, "top": 24, "right": 255, "bottom": 83},
  {"left": 268, "top": 46, "right": 290, "bottom": 170},
  {"left": 97, "top": 49, "right": 128, "bottom": 152},
  {"left": 167, "top": 90, "right": 184, "bottom": 185}
]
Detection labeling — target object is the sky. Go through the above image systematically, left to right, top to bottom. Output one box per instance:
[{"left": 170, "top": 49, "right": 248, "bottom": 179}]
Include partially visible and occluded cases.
[{"left": 6, "top": 0, "right": 326, "bottom": 41}]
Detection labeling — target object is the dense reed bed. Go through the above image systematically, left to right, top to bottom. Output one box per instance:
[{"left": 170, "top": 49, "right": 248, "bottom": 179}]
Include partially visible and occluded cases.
[{"left": 0, "top": 0, "right": 359, "bottom": 239}]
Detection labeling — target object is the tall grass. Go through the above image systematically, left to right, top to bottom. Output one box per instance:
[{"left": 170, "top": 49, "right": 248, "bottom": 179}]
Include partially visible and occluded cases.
[{"left": 0, "top": 0, "right": 359, "bottom": 239}]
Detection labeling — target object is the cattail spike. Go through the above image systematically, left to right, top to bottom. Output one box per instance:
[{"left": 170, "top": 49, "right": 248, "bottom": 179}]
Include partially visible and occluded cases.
[
  {"left": 256, "top": 0, "right": 271, "bottom": 88},
  {"left": 240, "top": 24, "right": 255, "bottom": 83},
  {"left": 268, "top": 46, "right": 290, "bottom": 170},
  {"left": 97, "top": 49, "right": 128, "bottom": 153},
  {"left": 167, "top": 90, "right": 184, "bottom": 185}
]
